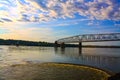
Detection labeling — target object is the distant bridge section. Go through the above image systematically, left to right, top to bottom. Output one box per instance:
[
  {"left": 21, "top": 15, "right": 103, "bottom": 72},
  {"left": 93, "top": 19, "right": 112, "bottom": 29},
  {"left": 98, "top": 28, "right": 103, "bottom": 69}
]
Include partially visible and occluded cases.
[{"left": 56, "top": 33, "right": 120, "bottom": 43}]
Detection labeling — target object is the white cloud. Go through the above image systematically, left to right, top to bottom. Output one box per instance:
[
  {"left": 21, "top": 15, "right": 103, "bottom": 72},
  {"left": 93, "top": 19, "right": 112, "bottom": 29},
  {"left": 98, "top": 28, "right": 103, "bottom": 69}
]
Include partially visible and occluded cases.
[
  {"left": 0, "top": 0, "right": 120, "bottom": 23},
  {"left": 87, "top": 21, "right": 100, "bottom": 26}
]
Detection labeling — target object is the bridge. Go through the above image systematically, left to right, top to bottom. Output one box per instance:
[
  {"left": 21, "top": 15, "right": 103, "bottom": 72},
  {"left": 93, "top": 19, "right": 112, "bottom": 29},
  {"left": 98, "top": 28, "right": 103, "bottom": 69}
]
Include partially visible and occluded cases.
[{"left": 55, "top": 33, "right": 120, "bottom": 48}]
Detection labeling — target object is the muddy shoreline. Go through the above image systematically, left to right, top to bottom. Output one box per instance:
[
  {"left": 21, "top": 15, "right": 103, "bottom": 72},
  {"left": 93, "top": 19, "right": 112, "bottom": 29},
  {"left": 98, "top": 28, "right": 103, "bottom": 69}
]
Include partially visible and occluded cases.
[{"left": 0, "top": 62, "right": 111, "bottom": 80}]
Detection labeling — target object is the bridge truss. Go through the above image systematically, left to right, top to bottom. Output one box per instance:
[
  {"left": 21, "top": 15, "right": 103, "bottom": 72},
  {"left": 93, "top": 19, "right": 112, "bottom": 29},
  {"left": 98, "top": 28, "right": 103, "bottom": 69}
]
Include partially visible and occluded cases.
[{"left": 56, "top": 33, "right": 120, "bottom": 43}]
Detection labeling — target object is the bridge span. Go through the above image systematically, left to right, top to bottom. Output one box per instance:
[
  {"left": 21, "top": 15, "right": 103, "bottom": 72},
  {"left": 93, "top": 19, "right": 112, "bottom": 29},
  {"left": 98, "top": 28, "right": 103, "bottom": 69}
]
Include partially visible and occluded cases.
[{"left": 55, "top": 33, "right": 120, "bottom": 48}]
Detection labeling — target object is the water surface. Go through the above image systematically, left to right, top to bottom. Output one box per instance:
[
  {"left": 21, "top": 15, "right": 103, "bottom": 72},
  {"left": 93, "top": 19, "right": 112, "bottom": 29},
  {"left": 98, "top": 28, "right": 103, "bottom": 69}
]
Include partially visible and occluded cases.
[{"left": 0, "top": 45, "right": 120, "bottom": 73}]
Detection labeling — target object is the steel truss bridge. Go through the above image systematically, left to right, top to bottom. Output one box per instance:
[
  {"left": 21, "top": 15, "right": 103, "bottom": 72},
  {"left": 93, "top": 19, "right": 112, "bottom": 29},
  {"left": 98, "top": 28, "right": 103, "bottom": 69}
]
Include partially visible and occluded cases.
[{"left": 56, "top": 33, "right": 120, "bottom": 43}]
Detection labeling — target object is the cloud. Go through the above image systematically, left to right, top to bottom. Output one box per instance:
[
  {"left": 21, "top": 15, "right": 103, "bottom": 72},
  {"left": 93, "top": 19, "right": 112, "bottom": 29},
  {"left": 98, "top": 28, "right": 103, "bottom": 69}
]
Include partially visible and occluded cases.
[
  {"left": 0, "top": 0, "right": 120, "bottom": 23},
  {"left": 0, "top": 18, "right": 12, "bottom": 22},
  {"left": 0, "top": 20, "right": 3, "bottom": 23},
  {"left": 87, "top": 21, "right": 100, "bottom": 26}
]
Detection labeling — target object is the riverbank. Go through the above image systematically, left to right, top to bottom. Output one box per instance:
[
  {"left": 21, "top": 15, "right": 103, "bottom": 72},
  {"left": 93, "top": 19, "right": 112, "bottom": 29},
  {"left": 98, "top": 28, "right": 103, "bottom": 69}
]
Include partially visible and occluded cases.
[
  {"left": 1, "top": 39, "right": 120, "bottom": 48},
  {"left": 0, "top": 63, "right": 110, "bottom": 80}
]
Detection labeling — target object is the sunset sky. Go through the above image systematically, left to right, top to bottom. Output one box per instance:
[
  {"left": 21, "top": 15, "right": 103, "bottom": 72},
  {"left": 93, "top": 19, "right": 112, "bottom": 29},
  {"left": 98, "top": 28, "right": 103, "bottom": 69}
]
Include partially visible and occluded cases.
[{"left": 0, "top": 0, "right": 120, "bottom": 43}]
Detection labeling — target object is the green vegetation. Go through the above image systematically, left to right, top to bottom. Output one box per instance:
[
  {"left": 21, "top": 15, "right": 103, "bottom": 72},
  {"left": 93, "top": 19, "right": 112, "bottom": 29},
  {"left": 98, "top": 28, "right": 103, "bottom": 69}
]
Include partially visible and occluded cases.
[
  {"left": 0, "top": 39, "right": 77, "bottom": 47},
  {"left": 0, "top": 39, "right": 54, "bottom": 46},
  {"left": 0, "top": 63, "right": 110, "bottom": 80}
]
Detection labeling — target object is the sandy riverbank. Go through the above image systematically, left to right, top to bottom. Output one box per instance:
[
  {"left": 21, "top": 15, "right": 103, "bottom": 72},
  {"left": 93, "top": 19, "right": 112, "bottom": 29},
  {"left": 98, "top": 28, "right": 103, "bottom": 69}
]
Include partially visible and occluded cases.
[{"left": 0, "top": 63, "right": 110, "bottom": 80}]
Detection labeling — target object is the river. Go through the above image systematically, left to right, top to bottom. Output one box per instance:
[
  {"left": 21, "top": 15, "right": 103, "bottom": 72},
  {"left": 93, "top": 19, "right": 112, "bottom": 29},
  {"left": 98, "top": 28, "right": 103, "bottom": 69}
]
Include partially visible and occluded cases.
[{"left": 0, "top": 45, "right": 120, "bottom": 73}]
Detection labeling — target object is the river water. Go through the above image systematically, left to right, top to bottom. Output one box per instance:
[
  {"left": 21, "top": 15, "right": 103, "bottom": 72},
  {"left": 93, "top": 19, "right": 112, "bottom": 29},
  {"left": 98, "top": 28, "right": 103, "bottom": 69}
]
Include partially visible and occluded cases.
[{"left": 0, "top": 45, "right": 120, "bottom": 73}]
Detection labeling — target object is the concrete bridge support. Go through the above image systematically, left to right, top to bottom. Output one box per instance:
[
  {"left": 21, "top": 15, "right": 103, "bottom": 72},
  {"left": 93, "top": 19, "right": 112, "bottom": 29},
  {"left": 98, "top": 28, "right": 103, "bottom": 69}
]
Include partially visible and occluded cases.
[
  {"left": 54, "top": 41, "right": 65, "bottom": 48},
  {"left": 55, "top": 41, "right": 58, "bottom": 47},
  {"left": 60, "top": 42, "right": 65, "bottom": 48},
  {"left": 79, "top": 42, "right": 82, "bottom": 48},
  {"left": 79, "top": 42, "right": 82, "bottom": 54}
]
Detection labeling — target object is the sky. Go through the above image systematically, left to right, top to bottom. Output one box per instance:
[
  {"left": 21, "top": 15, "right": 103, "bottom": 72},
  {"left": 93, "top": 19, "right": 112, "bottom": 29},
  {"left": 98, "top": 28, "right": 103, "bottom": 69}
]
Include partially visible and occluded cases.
[{"left": 0, "top": 0, "right": 120, "bottom": 43}]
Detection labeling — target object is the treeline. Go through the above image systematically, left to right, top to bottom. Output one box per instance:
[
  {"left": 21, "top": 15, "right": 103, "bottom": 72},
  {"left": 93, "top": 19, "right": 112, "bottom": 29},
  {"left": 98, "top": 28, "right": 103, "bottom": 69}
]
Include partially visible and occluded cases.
[
  {"left": 0, "top": 39, "right": 78, "bottom": 47},
  {"left": 0, "top": 39, "right": 54, "bottom": 47}
]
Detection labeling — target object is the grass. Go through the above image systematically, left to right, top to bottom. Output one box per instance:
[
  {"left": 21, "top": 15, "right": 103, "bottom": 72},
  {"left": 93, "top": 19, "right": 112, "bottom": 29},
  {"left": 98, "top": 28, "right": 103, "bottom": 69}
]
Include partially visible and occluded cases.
[{"left": 0, "top": 63, "right": 111, "bottom": 80}]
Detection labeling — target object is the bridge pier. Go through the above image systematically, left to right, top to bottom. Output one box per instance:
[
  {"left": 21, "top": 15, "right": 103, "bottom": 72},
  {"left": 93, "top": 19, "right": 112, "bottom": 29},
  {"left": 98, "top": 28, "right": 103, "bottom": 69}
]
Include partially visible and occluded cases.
[
  {"left": 54, "top": 41, "right": 59, "bottom": 47},
  {"left": 54, "top": 41, "right": 65, "bottom": 48},
  {"left": 60, "top": 42, "right": 65, "bottom": 49},
  {"left": 79, "top": 42, "right": 82, "bottom": 48},
  {"left": 79, "top": 42, "right": 82, "bottom": 54}
]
